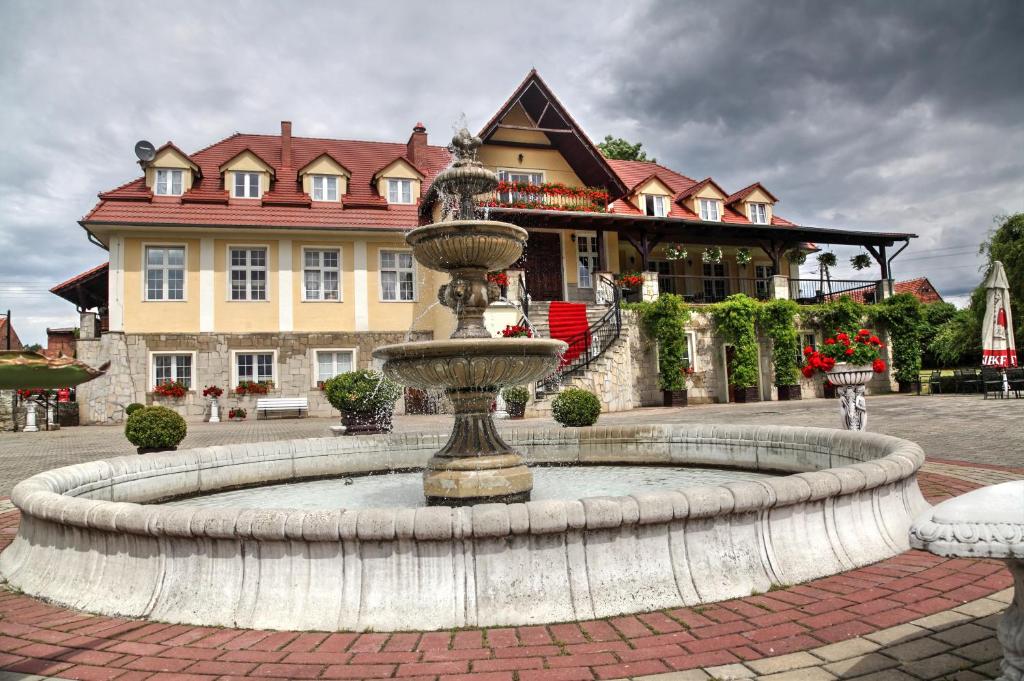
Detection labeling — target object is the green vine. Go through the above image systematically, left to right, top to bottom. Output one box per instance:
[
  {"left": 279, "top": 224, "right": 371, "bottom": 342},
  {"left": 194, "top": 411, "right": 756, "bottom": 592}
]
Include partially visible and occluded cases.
[
  {"left": 870, "top": 293, "right": 924, "bottom": 384},
  {"left": 627, "top": 294, "right": 692, "bottom": 390},
  {"left": 710, "top": 294, "right": 760, "bottom": 389},
  {"left": 805, "top": 296, "right": 867, "bottom": 333},
  {"left": 757, "top": 299, "right": 801, "bottom": 387}
]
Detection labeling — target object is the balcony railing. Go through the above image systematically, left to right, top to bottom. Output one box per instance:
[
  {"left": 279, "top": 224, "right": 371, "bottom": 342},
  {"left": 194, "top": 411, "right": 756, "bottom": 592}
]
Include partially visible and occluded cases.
[
  {"left": 477, "top": 181, "right": 609, "bottom": 213},
  {"left": 653, "top": 275, "right": 775, "bottom": 304},
  {"left": 789, "top": 279, "right": 877, "bottom": 304}
]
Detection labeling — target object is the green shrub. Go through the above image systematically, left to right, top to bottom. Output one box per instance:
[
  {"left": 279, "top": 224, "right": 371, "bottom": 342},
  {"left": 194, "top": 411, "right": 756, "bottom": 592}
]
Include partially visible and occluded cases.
[
  {"left": 870, "top": 293, "right": 924, "bottom": 384},
  {"left": 629, "top": 294, "right": 692, "bottom": 390},
  {"left": 711, "top": 294, "right": 760, "bottom": 389},
  {"left": 807, "top": 296, "right": 866, "bottom": 334},
  {"left": 758, "top": 299, "right": 801, "bottom": 387},
  {"left": 323, "top": 369, "right": 401, "bottom": 414},
  {"left": 501, "top": 385, "right": 530, "bottom": 406},
  {"left": 551, "top": 388, "right": 601, "bottom": 427},
  {"left": 125, "top": 403, "right": 145, "bottom": 416},
  {"left": 125, "top": 406, "right": 187, "bottom": 450}
]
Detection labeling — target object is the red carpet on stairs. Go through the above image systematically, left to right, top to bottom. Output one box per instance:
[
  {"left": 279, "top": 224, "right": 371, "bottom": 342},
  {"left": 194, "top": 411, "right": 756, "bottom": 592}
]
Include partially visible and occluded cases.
[{"left": 547, "top": 301, "right": 591, "bottom": 366}]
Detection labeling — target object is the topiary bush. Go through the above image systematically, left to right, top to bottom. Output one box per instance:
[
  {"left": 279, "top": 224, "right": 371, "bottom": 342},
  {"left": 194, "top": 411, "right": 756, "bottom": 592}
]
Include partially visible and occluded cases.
[
  {"left": 323, "top": 369, "right": 401, "bottom": 414},
  {"left": 500, "top": 385, "right": 530, "bottom": 406},
  {"left": 551, "top": 388, "right": 601, "bottom": 427},
  {"left": 125, "top": 403, "right": 144, "bottom": 416},
  {"left": 125, "top": 406, "right": 187, "bottom": 452}
]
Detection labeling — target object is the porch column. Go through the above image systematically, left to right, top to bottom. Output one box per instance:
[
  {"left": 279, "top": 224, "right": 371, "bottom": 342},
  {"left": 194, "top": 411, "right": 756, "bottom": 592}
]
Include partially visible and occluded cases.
[
  {"left": 595, "top": 228, "right": 608, "bottom": 272},
  {"left": 642, "top": 271, "right": 660, "bottom": 302},
  {"left": 772, "top": 275, "right": 791, "bottom": 300}
]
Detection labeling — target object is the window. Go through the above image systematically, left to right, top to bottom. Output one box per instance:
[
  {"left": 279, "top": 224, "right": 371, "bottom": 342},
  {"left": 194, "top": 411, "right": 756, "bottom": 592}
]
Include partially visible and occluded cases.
[
  {"left": 155, "top": 169, "right": 183, "bottom": 196},
  {"left": 497, "top": 169, "right": 543, "bottom": 203},
  {"left": 233, "top": 172, "right": 261, "bottom": 198},
  {"left": 311, "top": 175, "right": 339, "bottom": 201},
  {"left": 387, "top": 178, "right": 413, "bottom": 204},
  {"left": 644, "top": 194, "right": 669, "bottom": 217},
  {"left": 699, "top": 198, "right": 720, "bottom": 221},
  {"left": 749, "top": 202, "right": 769, "bottom": 224},
  {"left": 576, "top": 233, "right": 599, "bottom": 289},
  {"left": 145, "top": 246, "right": 185, "bottom": 301},
  {"left": 229, "top": 247, "right": 267, "bottom": 300},
  {"left": 303, "top": 248, "right": 340, "bottom": 301},
  {"left": 380, "top": 250, "right": 415, "bottom": 301},
  {"left": 647, "top": 260, "right": 675, "bottom": 295},
  {"left": 702, "top": 262, "right": 727, "bottom": 302},
  {"left": 755, "top": 264, "right": 775, "bottom": 300},
  {"left": 683, "top": 331, "right": 697, "bottom": 370},
  {"left": 798, "top": 332, "right": 817, "bottom": 368},
  {"left": 315, "top": 350, "right": 355, "bottom": 385},
  {"left": 235, "top": 352, "right": 274, "bottom": 384},
  {"left": 152, "top": 353, "right": 192, "bottom": 389}
]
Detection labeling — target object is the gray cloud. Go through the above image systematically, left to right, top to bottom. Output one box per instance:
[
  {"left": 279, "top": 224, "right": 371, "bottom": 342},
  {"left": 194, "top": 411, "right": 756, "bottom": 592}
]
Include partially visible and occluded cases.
[{"left": 1, "top": 0, "right": 1021, "bottom": 343}]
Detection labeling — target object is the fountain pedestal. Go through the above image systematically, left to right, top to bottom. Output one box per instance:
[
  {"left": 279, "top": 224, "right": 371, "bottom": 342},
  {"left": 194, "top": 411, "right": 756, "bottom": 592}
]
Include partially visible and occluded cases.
[{"left": 373, "top": 128, "right": 565, "bottom": 506}]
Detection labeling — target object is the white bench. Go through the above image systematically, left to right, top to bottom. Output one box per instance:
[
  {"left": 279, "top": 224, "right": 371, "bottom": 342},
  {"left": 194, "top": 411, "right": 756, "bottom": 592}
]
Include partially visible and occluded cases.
[{"left": 255, "top": 397, "right": 309, "bottom": 419}]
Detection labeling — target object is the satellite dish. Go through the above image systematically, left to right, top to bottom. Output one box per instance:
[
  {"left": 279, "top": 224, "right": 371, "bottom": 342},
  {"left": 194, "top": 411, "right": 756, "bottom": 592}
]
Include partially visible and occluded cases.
[{"left": 134, "top": 140, "right": 156, "bottom": 162}]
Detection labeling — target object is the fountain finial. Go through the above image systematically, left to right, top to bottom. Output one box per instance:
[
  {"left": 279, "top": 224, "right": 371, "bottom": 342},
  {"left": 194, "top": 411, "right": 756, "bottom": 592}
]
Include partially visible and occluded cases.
[
  {"left": 434, "top": 127, "right": 498, "bottom": 222},
  {"left": 449, "top": 127, "right": 482, "bottom": 165}
]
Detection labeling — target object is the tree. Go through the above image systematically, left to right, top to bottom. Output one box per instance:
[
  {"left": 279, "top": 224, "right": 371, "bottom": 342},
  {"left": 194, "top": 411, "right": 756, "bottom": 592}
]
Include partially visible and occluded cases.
[
  {"left": 598, "top": 135, "right": 655, "bottom": 162},
  {"left": 979, "top": 213, "right": 1024, "bottom": 346},
  {"left": 920, "top": 301, "right": 958, "bottom": 368},
  {"left": 23, "top": 343, "right": 43, "bottom": 353}
]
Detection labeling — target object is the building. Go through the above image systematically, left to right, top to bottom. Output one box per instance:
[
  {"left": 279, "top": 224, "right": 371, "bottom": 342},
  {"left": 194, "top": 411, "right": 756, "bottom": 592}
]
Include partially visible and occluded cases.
[
  {"left": 59, "top": 71, "right": 915, "bottom": 423},
  {"left": 844, "top": 276, "right": 944, "bottom": 305},
  {"left": 0, "top": 314, "right": 22, "bottom": 351}
]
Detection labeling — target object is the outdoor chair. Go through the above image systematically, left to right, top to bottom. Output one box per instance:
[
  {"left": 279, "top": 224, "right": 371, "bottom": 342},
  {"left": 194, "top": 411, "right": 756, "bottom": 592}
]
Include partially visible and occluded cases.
[
  {"left": 981, "top": 367, "right": 1006, "bottom": 399},
  {"left": 958, "top": 368, "right": 981, "bottom": 393},
  {"left": 1008, "top": 368, "right": 1024, "bottom": 398},
  {"left": 927, "top": 371, "right": 942, "bottom": 394}
]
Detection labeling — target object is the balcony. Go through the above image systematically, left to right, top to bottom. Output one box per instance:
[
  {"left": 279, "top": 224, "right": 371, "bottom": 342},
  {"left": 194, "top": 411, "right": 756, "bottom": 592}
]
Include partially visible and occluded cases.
[
  {"left": 478, "top": 181, "right": 609, "bottom": 213},
  {"left": 630, "top": 274, "right": 882, "bottom": 305}
]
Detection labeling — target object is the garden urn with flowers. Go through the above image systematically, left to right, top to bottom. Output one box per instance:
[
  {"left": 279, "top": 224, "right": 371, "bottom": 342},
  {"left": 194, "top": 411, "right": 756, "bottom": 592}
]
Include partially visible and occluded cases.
[
  {"left": 802, "top": 329, "right": 887, "bottom": 431},
  {"left": 202, "top": 385, "right": 223, "bottom": 423}
]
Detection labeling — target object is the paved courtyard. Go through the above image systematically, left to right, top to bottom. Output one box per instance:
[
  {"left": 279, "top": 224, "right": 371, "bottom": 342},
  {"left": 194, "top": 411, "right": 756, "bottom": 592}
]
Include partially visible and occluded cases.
[{"left": 0, "top": 392, "right": 1022, "bottom": 680}]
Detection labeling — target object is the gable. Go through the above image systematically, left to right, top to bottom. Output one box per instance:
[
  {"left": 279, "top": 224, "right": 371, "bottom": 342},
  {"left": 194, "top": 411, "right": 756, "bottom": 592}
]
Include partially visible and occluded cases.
[
  {"left": 489, "top": 103, "right": 551, "bottom": 145},
  {"left": 219, "top": 149, "right": 275, "bottom": 175},
  {"left": 298, "top": 153, "right": 351, "bottom": 178},
  {"left": 374, "top": 157, "right": 424, "bottom": 181},
  {"left": 636, "top": 177, "right": 675, "bottom": 197},
  {"left": 693, "top": 183, "right": 728, "bottom": 201},
  {"left": 743, "top": 187, "right": 776, "bottom": 205}
]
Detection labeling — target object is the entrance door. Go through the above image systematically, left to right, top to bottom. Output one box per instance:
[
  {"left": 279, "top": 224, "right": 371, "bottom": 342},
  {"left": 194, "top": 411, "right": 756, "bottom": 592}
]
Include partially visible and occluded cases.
[{"left": 514, "top": 231, "right": 564, "bottom": 301}]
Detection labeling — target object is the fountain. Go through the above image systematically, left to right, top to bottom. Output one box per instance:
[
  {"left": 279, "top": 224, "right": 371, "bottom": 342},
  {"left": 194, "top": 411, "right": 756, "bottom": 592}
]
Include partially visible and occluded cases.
[{"left": 373, "top": 129, "right": 565, "bottom": 505}]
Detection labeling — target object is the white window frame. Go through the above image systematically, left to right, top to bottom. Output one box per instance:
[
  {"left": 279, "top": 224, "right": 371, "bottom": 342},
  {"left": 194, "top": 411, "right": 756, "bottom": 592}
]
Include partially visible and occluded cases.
[
  {"left": 154, "top": 168, "right": 184, "bottom": 196},
  {"left": 497, "top": 169, "right": 544, "bottom": 203},
  {"left": 233, "top": 171, "right": 262, "bottom": 199},
  {"left": 310, "top": 175, "right": 339, "bottom": 202},
  {"left": 386, "top": 178, "right": 413, "bottom": 204},
  {"left": 643, "top": 194, "right": 669, "bottom": 217},
  {"left": 699, "top": 198, "right": 721, "bottom": 221},
  {"left": 749, "top": 202, "right": 769, "bottom": 224},
  {"left": 575, "top": 231, "right": 599, "bottom": 289},
  {"left": 143, "top": 243, "right": 188, "bottom": 302},
  {"left": 227, "top": 245, "right": 270, "bottom": 302},
  {"left": 301, "top": 246, "right": 343, "bottom": 302},
  {"left": 379, "top": 248, "right": 417, "bottom": 302},
  {"left": 702, "top": 261, "right": 729, "bottom": 301},
  {"left": 754, "top": 263, "right": 775, "bottom": 299},
  {"left": 684, "top": 331, "right": 698, "bottom": 371},
  {"left": 310, "top": 347, "right": 358, "bottom": 388},
  {"left": 230, "top": 349, "right": 277, "bottom": 387},
  {"left": 148, "top": 351, "right": 196, "bottom": 391}
]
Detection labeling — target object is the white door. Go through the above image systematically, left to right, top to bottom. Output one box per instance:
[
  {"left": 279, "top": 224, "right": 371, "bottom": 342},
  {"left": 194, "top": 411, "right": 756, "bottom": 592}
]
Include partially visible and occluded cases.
[{"left": 576, "top": 232, "right": 599, "bottom": 289}]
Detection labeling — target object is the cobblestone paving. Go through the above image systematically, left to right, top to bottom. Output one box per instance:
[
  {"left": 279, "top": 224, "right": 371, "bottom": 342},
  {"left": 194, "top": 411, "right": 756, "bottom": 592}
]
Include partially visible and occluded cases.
[{"left": 1, "top": 394, "right": 1021, "bottom": 495}]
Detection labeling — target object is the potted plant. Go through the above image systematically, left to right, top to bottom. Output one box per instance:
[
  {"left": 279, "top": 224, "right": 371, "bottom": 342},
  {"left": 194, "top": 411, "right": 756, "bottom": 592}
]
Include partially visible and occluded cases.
[
  {"left": 664, "top": 244, "right": 688, "bottom": 261},
  {"left": 702, "top": 246, "right": 723, "bottom": 264},
  {"left": 735, "top": 248, "right": 752, "bottom": 267},
  {"left": 850, "top": 253, "right": 873, "bottom": 271},
  {"left": 487, "top": 271, "right": 509, "bottom": 299},
  {"left": 616, "top": 272, "right": 644, "bottom": 290},
  {"left": 633, "top": 294, "right": 693, "bottom": 407},
  {"left": 710, "top": 294, "right": 761, "bottom": 403},
  {"left": 757, "top": 299, "right": 803, "bottom": 401},
  {"left": 499, "top": 323, "right": 533, "bottom": 338},
  {"left": 802, "top": 328, "right": 887, "bottom": 430},
  {"left": 323, "top": 369, "right": 402, "bottom": 435},
  {"left": 153, "top": 380, "right": 187, "bottom": 399},
  {"left": 235, "top": 380, "right": 273, "bottom": 396},
  {"left": 203, "top": 385, "right": 223, "bottom": 422},
  {"left": 501, "top": 385, "right": 530, "bottom": 419},
  {"left": 551, "top": 388, "right": 601, "bottom": 427},
  {"left": 125, "top": 406, "right": 187, "bottom": 454},
  {"left": 228, "top": 407, "right": 247, "bottom": 421}
]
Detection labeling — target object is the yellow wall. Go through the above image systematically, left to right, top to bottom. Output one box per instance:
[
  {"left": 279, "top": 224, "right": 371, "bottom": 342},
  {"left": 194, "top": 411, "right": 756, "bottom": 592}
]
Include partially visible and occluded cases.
[
  {"left": 488, "top": 104, "right": 549, "bottom": 145},
  {"left": 478, "top": 145, "right": 585, "bottom": 187},
  {"left": 144, "top": 147, "right": 196, "bottom": 192},
  {"left": 300, "top": 156, "right": 349, "bottom": 198},
  {"left": 374, "top": 160, "right": 422, "bottom": 201},
  {"left": 738, "top": 187, "right": 775, "bottom": 222},
  {"left": 123, "top": 235, "right": 201, "bottom": 333},
  {"left": 213, "top": 238, "right": 279, "bottom": 332},
  {"left": 291, "top": 239, "right": 355, "bottom": 332},
  {"left": 367, "top": 240, "right": 427, "bottom": 331}
]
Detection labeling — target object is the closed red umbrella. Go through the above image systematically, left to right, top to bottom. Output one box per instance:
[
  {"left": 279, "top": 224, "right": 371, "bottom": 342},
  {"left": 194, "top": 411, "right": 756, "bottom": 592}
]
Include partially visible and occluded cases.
[{"left": 982, "top": 261, "right": 1017, "bottom": 368}]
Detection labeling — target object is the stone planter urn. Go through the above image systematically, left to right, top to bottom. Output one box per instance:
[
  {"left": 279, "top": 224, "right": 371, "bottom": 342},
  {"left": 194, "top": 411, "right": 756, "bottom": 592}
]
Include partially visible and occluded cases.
[
  {"left": 826, "top": 362, "right": 873, "bottom": 430},
  {"left": 662, "top": 389, "right": 688, "bottom": 407},
  {"left": 209, "top": 398, "right": 221, "bottom": 423},
  {"left": 23, "top": 399, "right": 38, "bottom": 432},
  {"left": 341, "top": 410, "right": 393, "bottom": 435}
]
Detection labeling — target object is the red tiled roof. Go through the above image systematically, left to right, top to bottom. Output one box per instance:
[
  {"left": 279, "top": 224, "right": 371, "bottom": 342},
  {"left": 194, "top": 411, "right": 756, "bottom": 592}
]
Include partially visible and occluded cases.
[
  {"left": 725, "top": 181, "right": 779, "bottom": 205},
  {"left": 50, "top": 263, "right": 109, "bottom": 294},
  {"left": 843, "top": 277, "right": 944, "bottom": 304}
]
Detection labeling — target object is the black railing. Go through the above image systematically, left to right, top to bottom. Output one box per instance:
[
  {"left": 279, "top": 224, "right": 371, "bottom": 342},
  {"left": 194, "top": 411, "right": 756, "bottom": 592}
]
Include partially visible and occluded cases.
[
  {"left": 655, "top": 274, "right": 774, "bottom": 303},
  {"left": 538, "top": 276, "right": 621, "bottom": 393},
  {"left": 789, "top": 279, "right": 877, "bottom": 304}
]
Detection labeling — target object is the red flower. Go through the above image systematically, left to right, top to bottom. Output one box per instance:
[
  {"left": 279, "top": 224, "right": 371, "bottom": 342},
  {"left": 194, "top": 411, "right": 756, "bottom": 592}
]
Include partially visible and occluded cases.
[
  {"left": 858, "top": 329, "right": 870, "bottom": 337},
  {"left": 870, "top": 335, "right": 881, "bottom": 345},
  {"left": 825, "top": 338, "right": 836, "bottom": 345},
  {"left": 803, "top": 346, "right": 814, "bottom": 356},
  {"left": 845, "top": 347, "right": 855, "bottom": 356},
  {"left": 873, "top": 358, "right": 886, "bottom": 373},
  {"left": 801, "top": 365, "right": 815, "bottom": 378}
]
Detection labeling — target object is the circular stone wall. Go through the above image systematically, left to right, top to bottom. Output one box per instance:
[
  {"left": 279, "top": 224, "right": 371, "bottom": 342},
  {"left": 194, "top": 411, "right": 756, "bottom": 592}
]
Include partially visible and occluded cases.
[{"left": 0, "top": 424, "right": 930, "bottom": 632}]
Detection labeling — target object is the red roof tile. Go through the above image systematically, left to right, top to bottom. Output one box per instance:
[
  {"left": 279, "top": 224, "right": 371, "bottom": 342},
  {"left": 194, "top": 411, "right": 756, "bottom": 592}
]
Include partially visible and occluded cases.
[
  {"left": 50, "top": 262, "right": 109, "bottom": 294},
  {"left": 843, "top": 277, "right": 943, "bottom": 304}
]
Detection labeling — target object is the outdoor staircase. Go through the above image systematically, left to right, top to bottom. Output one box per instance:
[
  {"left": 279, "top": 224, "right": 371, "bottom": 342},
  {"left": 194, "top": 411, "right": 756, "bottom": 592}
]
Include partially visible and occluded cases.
[{"left": 525, "top": 302, "right": 608, "bottom": 340}]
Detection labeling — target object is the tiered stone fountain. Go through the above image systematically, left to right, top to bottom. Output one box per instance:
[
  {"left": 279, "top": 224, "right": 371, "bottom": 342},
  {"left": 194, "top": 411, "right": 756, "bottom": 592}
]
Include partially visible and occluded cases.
[{"left": 373, "top": 129, "right": 566, "bottom": 505}]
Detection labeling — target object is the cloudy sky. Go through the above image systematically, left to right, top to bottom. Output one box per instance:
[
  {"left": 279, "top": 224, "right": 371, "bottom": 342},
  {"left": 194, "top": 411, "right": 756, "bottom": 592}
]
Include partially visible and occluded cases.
[{"left": 2, "top": 0, "right": 1022, "bottom": 344}]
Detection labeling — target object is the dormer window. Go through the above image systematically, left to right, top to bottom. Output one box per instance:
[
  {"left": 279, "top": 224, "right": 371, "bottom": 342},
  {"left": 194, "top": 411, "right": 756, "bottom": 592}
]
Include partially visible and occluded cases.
[
  {"left": 154, "top": 169, "right": 183, "bottom": 196},
  {"left": 233, "top": 172, "right": 261, "bottom": 199},
  {"left": 310, "top": 175, "right": 339, "bottom": 202},
  {"left": 387, "top": 178, "right": 413, "bottom": 204},
  {"left": 643, "top": 194, "right": 668, "bottom": 217},
  {"left": 699, "top": 198, "right": 720, "bottom": 221},
  {"left": 749, "top": 202, "right": 768, "bottom": 224}
]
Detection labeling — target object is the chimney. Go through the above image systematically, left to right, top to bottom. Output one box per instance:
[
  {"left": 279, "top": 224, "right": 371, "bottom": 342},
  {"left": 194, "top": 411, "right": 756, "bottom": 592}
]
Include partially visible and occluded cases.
[
  {"left": 280, "top": 121, "right": 292, "bottom": 168},
  {"left": 407, "top": 122, "right": 427, "bottom": 165}
]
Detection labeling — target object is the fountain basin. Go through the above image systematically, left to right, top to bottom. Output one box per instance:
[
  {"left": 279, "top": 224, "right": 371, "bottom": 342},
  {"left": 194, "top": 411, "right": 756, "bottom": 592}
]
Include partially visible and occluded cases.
[
  {"left": 405, "top": 220, "right": 527, "bottom": 271},
  {"left": 373, "top": 338, "right": 565, "bottom": 389},
  {"left": 1, "top": 425, "right": 929, "bottom": 632}
]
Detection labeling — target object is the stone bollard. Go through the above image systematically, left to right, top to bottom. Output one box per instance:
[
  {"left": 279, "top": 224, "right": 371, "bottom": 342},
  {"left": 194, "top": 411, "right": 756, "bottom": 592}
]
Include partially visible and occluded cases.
[{"left": 23, "top": 400, "right": 38, "bottom": 432}]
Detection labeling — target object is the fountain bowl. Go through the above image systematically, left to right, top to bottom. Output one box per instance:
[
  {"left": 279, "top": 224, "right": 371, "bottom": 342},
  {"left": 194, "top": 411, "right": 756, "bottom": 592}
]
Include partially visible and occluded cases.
[
  {"left": 405, "top": 220, "right": 528, "bottom": 272},
  {"left": 373, "top": 338, "right": 565, "bottom": 390}
]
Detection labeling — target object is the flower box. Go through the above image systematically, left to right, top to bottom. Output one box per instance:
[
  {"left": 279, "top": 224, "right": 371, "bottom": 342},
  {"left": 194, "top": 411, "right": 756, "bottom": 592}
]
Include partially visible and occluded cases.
[
  {"left": 776, "top": 385, "right": 802, "bottom": 401},
  {"left": 732, "top": 386, "right": 760, "bottom": 403},
  {"left": 662, "top": 389, "right": 688, "bottom": 407}
]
